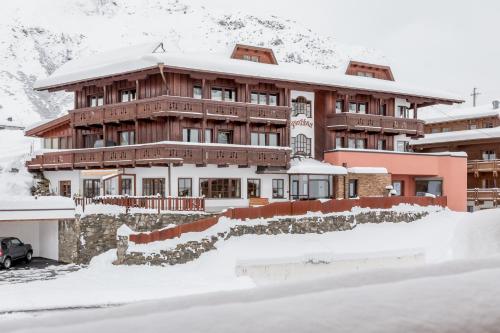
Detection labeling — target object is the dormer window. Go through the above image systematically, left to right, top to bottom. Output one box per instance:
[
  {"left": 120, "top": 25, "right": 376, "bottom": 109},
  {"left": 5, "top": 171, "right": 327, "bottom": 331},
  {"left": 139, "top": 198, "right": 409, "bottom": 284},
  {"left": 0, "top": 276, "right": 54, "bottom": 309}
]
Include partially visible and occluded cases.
[
  {"left": 230, "top": 44, "right": 278, "bottom": 65},
  {"left": 243, "top": 54, "right": 260, "bottom": 62},
  {"left": 357, "top": 71, "right": 374, "bottom": 78},
  {"left": 120, "top": 89, "right": 136, "bottom": 103}
]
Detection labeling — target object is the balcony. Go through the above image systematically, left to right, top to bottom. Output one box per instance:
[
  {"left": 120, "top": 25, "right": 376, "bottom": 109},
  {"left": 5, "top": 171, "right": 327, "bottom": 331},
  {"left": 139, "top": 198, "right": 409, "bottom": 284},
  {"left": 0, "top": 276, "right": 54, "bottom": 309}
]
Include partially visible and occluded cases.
[
  {"left": 70, "top": 95, "right": 290, "bottom": 127},
  {"left": 326, "top": 113, "right": 424, "bottom": 136},
  {"left": 26, "top": 143, "right": 291, "bottom": 171},
  {"left": 467, "top": 160, "right": 500, "bottom": 174},
  {"left": 467, "top": 188, "right": 500, "bottom": 202}
]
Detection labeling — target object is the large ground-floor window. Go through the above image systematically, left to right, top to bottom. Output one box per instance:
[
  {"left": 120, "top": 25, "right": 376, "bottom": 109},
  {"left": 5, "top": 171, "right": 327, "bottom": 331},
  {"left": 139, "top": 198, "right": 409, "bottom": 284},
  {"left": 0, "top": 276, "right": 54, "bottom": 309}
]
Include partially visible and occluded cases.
[
  {"left": 290, "top": 175, "right": 333, "bottom": 200},
  {"left": 142, "top": 178, "right": 165, "bottom": 196},
  {"left": 200, "top": 178, "right": 241, "bottom": 199},
  {"left": 415, "top": 179, "right": 442, "bottom": 197}
]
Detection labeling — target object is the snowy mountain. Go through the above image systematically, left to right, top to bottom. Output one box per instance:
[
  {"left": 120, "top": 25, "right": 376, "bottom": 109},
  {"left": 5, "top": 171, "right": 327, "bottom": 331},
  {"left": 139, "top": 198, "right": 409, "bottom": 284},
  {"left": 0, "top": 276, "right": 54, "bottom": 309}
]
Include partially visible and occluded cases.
[
  {"left": 0, "top": 0, "right": 386, "bottom": 126},
  {"left": 0, "top": 0, "right": 386, "bottom": 197}
]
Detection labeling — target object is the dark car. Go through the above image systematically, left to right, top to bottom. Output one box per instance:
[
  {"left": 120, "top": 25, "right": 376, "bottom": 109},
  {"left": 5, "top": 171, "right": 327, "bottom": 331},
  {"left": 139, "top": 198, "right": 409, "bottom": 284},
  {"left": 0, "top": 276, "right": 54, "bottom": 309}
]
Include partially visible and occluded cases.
[{"left": 0, "top": 237, "right": 33, "bottom": 269}]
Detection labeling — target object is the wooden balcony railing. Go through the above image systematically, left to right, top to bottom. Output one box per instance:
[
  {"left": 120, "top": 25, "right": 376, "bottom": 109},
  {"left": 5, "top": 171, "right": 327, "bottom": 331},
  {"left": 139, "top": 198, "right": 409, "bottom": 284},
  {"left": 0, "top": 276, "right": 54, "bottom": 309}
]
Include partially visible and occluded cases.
[
  {"left": 70, "top": 95, "right": 290, "bottom": 127},
  {"left": 326, "top": 113, "right": 424, "bottom": 136},
  {"left": 26, "top": 143, "right": 290, "bottom": 171},
  {"left": 467, "top": 160, "right": 500, "bottom": 174},
  {"left": 467, "top": 188, "right": 500, "bottom": 202},
  {"left": 74, "top": 195, "right": 205, "bottom": 212}
]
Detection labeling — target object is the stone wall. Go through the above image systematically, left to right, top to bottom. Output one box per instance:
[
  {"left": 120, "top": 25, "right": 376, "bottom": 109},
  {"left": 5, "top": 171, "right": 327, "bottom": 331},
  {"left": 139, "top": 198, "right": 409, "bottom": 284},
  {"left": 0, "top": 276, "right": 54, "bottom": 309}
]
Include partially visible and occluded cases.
[
  {"left": 347, "top": 173, "right": 392, "bottom": 197},
  {"left": 116, "top": 209, "right": 431, "bottom": 266},
  {"left": 58, "top": 212, "right": 209, "bottom": 264}
]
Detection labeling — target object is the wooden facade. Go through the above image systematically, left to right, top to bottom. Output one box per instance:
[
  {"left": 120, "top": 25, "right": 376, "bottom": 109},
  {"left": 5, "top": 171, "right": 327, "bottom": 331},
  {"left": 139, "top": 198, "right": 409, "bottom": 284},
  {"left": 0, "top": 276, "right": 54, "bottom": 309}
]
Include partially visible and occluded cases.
[
  {"left": 26, "top": 44, "right": 456, "bottom": 172},
  {"left": 424, "top": 115, "right": 500, "bottom": 134}
]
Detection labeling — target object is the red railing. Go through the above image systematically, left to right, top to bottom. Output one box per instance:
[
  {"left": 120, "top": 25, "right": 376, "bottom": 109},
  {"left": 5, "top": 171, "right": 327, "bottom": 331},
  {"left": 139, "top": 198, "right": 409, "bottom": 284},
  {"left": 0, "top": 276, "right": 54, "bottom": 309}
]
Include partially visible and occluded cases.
[
  {"left": 74, "top": 195, "right": 205, "bottom": 212},
  {"left": 129, "top": 196, "right": 447, "bottom": 244}
]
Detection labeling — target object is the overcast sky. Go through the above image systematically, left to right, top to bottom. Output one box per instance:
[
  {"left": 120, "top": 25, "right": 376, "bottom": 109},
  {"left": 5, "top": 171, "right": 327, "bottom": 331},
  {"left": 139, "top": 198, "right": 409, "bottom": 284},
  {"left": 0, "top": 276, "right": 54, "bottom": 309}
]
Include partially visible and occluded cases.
[{"left": 202, "top": 0, "right": 500, "bottom": 108}]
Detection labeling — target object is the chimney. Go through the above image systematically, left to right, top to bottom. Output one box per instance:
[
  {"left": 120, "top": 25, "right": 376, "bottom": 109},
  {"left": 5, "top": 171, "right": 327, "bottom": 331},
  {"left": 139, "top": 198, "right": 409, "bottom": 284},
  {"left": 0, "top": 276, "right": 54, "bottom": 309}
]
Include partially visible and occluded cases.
[{"left": 493, "top": 100, "right": 500, "bottom": 110}]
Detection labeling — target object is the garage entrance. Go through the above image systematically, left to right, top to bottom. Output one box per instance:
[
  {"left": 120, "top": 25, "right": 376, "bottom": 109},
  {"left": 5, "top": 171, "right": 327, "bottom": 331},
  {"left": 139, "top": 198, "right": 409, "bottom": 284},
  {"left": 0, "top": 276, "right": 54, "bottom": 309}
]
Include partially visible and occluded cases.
[{"left": 0, "top": 220, "right": 59, "bottom": 260}]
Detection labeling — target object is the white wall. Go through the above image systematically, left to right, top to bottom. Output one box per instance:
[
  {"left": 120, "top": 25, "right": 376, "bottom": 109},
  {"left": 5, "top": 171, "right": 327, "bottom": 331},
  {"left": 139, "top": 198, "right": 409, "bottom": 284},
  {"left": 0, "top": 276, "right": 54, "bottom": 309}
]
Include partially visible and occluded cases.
[
  {"left": 290, "top": 90, "right": 315, "bottom": 158},
  {"left": 44, "top": 170, "right": 81, "bottom": 196},
  {"left": 0, "top": 220, "right": 59, "bottom": 260}
]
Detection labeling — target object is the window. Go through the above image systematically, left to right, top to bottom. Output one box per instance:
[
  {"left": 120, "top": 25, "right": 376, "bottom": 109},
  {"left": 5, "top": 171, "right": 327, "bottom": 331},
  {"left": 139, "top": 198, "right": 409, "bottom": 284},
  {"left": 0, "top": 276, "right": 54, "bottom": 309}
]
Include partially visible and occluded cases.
[
  {"left": 243, "top": 54, "right": 259, "bottom": 62},
  {"left": 243, "top": 54, "right": 251, "bottom": 61},
  {"left": 251, "top": 55, "right": 259, "bottom": 62},
  {"left": 357, "top": 71, "right": 374, "bottom": 78},
  {"left": 193, "top": 86, "right": 202, "bottom": 99},
  {"left": 211, "top": 88, "right": 222, "bottom": 101},
  {"left": 212, "top": 88, "right": 236, "bottom": 102},
  {"left": 120, "top": 89, "right": 136, "bottom": 103},
  {"left": 250, "top": 92, "right": 279, "bottom": 105},
  {"left": 268, "top": 94, "right": 278, "bottom": 106},
  {"left": 88, "top": 95, "right": 104, "bottom": 107},
  {"left": 292, "top": 96, "right": 312, "bottom": 117},
  {"left": 336, "top": 100, "right": 344, "bottom": 113},
  {"left": 349, "top": 102, "right": 357, "bottom": 113},
  {"left": 358, "top": 103, "right": 367, "bottom": 114},
  {"left": 379, "top": 104, "right": 387, "bottom": 116},
  {"left": 397, "top": 106, "right": 410, "bottom": 118},
  {"left": 484, "top": 122, "right": 494, "bottom": 128},
  {"left": 469, "top": 124, "right": 477, "bottom": 130},
  {"left": 442, "top": 127, "right": 451, "bottom": 133},
  {"left": 182, "top": 128, "right": 200, "bottom": 143},
  {"left": 431, "top": 128, "right": 441, "bottom": 134},
  {"left": 204, "top": 129, "right": 213, "bottom": 143},
  {"left": 217, "top": 130, "right": 233, "bottom": 144},
  {"left": 119, "top": 131, "right": 135, "bottom": 146},
  {"left": 251, "top": 132, "right": 265, "bottom": 146},
  {"left": 268, "top": 133, "right": 279, "bottom": 146},
  {"left": 83, "top": 134, "right": 100, "bottom": 149},
  {"left": 291, "top": 134, "right": 312, "bottom": 156},
  {"left": 43, "top": 137, "right": 60, "bottom": 149},
  {"left": 335, "top": 137, "right": 344, "bottom": 148},
  {"left": 348, "top": 138, "right": 356, "bottom": 149},
  {"left": 356, "top": 139, "right": 366, "bottom": 149},
  {"left": 377, "top": 139, "right": 386, "bottom": 150},
  {"left": 396, "top": 141, "right": 409, "bottom": 152},
  {"left": 482, "top": 150, "right": 496, "bottom": 160},
  {"left": 291, "top": 175, "right": 332, "bottom": 200},
  {"left": 121, "top": 178, "right": 132, "bottom": 195},
  {"left": 142, "top": 178, "right": 165, "bottom": 196},
  {"left": 178, "top": 178, "right": 192, "bottom": 197},
  {"left": 200, "top": 178, "right": 241, "bottom": 198},
  {"left": 83, "top": 179, "right": 100, "bottom": 197},
  {"left": 247, "top": 179, "right": 261, "bottom": 198},
  {"left": 272, "top": 179, "right": 284, "bottom": 198},
  {"left": 348, "top": 179, "right": 358, "bottom": 198},
  {"left": 415, "top": 179, "right": 442, "bottom": 197},
  {"left": 59, "top": 181, "right": 71, "bottom": 197},
  {"left": 392, "top": 181, "right": 404, "bottom": 196},
  {"left": 10, "top": 238, "right": 21, "bottom": 246}
]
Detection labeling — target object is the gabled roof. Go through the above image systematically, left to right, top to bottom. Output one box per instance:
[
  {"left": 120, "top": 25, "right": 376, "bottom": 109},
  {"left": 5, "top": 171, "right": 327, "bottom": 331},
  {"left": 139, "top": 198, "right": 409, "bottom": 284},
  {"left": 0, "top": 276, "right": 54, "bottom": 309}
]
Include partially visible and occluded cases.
[
  {"left": 33, "top": 42, "right": 464, "bottom": 104},
  {"left": 25, "top": 114, "right": 70, "bottom": 137}
]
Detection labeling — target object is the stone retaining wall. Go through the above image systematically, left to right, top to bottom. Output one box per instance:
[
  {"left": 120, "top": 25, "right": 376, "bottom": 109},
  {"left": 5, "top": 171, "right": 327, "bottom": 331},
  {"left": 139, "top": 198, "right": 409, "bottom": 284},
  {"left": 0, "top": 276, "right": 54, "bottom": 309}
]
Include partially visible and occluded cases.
[
  {"left": 116, "top": 210, "right": 431, "bottom": 266},
  {"left": 58, "top": 213, "right": 208, "bottom": 264}
]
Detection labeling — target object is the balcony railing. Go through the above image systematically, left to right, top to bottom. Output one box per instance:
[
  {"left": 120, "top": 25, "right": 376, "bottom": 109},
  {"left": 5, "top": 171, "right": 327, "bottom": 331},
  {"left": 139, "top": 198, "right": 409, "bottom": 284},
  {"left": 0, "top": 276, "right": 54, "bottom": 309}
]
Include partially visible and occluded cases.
[
  {"left": 70, "top": 95, "right": 289, "bottom": 127},
  {"left": 326, "top": 113, "right": 424, "bottom": 136},
  {"left": 26, "top": 143, "right": 291, "bottom": 171},
  {"left": 467, "top": 160, "right": 500, "bottom": 174},
  {"left": 467, "top": 188, "right": 500, "bottom": 202}
]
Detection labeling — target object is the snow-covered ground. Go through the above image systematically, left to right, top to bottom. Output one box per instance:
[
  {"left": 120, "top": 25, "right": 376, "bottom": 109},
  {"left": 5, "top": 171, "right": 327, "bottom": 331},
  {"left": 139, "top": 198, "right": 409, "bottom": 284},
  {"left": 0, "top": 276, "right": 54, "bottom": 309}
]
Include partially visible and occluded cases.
[
  {"left": 0, "top": 208, "right": 499, "bottom": 316},
  {"left": 1, "top": 208, "right": 500, "bottom": 331}
]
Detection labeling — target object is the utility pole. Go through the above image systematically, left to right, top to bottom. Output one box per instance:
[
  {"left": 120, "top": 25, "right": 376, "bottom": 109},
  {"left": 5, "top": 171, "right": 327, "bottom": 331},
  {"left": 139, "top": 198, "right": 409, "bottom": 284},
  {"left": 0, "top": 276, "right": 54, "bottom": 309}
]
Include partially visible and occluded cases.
[{"left": 471, "top": 87, "right": 481, "bottom": 107}]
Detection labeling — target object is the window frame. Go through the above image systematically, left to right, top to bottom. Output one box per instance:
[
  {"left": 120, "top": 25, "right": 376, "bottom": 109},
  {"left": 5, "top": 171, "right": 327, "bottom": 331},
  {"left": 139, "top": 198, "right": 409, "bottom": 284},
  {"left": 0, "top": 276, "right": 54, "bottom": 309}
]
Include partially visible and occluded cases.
[
  {"left": 193, "top": 85, "right": 203, "bottom": 99},
  {"left": 211, "top": 87, "right": 236, "bottom": 102},
  {"left": 120, "top": 89, "right": 137, "bottom": 103},
  {"left": 87, "top": 94, "right": 104, "bottom": 107},
  {"left": 292, "top": 96, "right": 312, "bottom": 117},
  {"left": 182, "top": 128, "right": 201, "bottom": 143},
  {"left": 118, "top": 130, "right": 135, "bottom": 146},
  {"left": 217, "top": 130, "right": 233, "bottom": 144},
  {"left": 291, "top": 134, "right": 312, "bottom": 156},
  {"left": 142, "top": 178, "right": 166, "bottom": 197},
  {"left": 178, "top": 178, "right": 193, "bottom": 197},
  {"left": 199, "top": 178, "right": 241, "bottom": 199},
  {"left": 247, "top": 178, "right": 261, "bottom": 198},
  {"left": 83, "top": 179, "right": 101, "bottom": 198},
  {"left": 272, "top": 179, "right": 285, "bottom": 199},
  {"left": 348, "top": 179, "right": 358, "bottom": 198},
  {"left": 59, "top": 180, "right": 71, "bottom": 197}
]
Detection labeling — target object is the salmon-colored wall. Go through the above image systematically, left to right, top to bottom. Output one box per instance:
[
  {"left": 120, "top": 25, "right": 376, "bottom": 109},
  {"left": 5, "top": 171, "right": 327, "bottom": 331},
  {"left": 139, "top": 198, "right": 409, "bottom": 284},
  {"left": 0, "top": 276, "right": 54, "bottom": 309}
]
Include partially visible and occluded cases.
[{"left": 325, "top": 150, "right": 467, "bottom": 212}]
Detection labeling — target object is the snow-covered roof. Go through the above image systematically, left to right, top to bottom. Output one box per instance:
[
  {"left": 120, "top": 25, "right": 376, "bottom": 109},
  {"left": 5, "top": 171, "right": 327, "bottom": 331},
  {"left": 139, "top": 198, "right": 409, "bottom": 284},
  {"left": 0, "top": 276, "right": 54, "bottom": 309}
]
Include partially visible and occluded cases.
[
  {"left": 34, "top": 42, "right": 462, "bottom": 103},
  {"left": 421, "top": 102, "right": 500, "bottom": 124},
  {"left": 410, "top": 126, "right": 500, "bottom": 146},
  {"left": 287, "top": 158, "right": 347, "bottom": 175},
  {"left": 347, "top": 167, "right": 388, "bottom": 174},
  {"left": 0, "top": 196, "right": 75, "bottom": 221}
]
